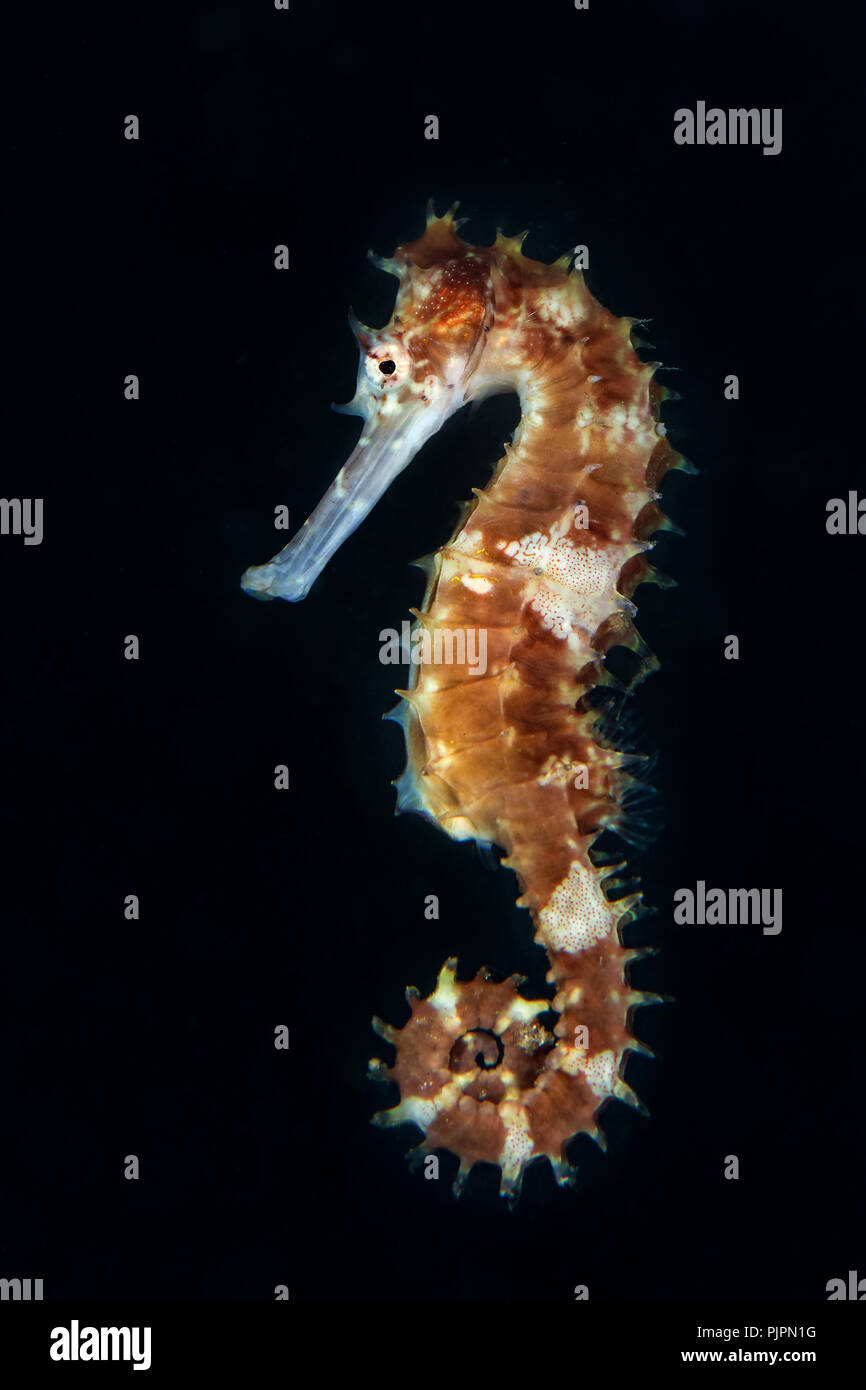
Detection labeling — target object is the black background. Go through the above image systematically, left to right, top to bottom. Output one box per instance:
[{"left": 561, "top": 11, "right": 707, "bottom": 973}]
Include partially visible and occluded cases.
[{"left": 2, "top": 0, "right": 863, "bottom": 1303}]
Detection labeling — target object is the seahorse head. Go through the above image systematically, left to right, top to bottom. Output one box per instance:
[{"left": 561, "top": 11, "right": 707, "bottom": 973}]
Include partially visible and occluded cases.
[
  {"left": 241, "top": 202, "right": 582, "bottom": 601},
  {"left": 348, "top": 212, "right": 496, "bottom": 414}
]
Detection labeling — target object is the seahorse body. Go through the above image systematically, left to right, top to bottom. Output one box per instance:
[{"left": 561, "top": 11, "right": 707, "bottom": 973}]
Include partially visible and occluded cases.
[{"left": 242, "top": 204, "right": 685, "bottom": 1200}]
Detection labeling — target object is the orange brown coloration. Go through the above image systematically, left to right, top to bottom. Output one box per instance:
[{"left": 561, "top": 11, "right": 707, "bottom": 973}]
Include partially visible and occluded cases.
[{"left": 241, "top": 203, "right": 687, "bottom": 1201}]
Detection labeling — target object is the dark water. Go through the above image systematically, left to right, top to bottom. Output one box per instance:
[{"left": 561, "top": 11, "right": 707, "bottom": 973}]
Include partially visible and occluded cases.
[{"left": 2, "top": 0, "right": 863, "bottom": 1304}]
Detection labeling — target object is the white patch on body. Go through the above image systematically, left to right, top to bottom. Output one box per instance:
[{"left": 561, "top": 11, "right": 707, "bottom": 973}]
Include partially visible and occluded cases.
[
  {"left": 531, "top": 287, "right": 580, "bottom": 329},
  {"left": 498, "top": 530, "right": 635, "bottom": 640},
  {"left": 461, "top": 574, "right": 493, "bottom": 594},
  {"left": 537, "top": 858, "right": 618, "bottom": 953},
  {"left": 428, "top": 973, "right": 461, "bottom": 1021},
  {"left": 494, "top": 996, "right": 547, "bottom": 1029},
  {"left": 551, "top": 1043, "right": 588, "bottom": 1077},
  {"left": 584, "top": 1049, "right": 618, "bottom": 1098},
  {"left": 402, "top": 1096, "right": 439, "bottom": 1127},
  {"left": 498, "top": 1101, "right": 536, "bottom": 1181}
]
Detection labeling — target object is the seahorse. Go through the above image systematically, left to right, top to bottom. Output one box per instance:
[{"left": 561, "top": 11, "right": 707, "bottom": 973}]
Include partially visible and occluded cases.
[{"left": 241, "top": 202, "right": 687, "bottom": 1201}]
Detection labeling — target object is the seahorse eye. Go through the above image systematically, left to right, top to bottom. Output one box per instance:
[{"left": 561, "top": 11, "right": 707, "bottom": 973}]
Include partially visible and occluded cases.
[{"left": 379, "top": 359, "right": 396, "bottom": 375}]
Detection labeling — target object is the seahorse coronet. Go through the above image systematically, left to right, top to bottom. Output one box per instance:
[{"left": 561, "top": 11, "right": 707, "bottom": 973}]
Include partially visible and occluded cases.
[{"left": 242, "top": 202, "right": 686, "bottom": 1202}]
